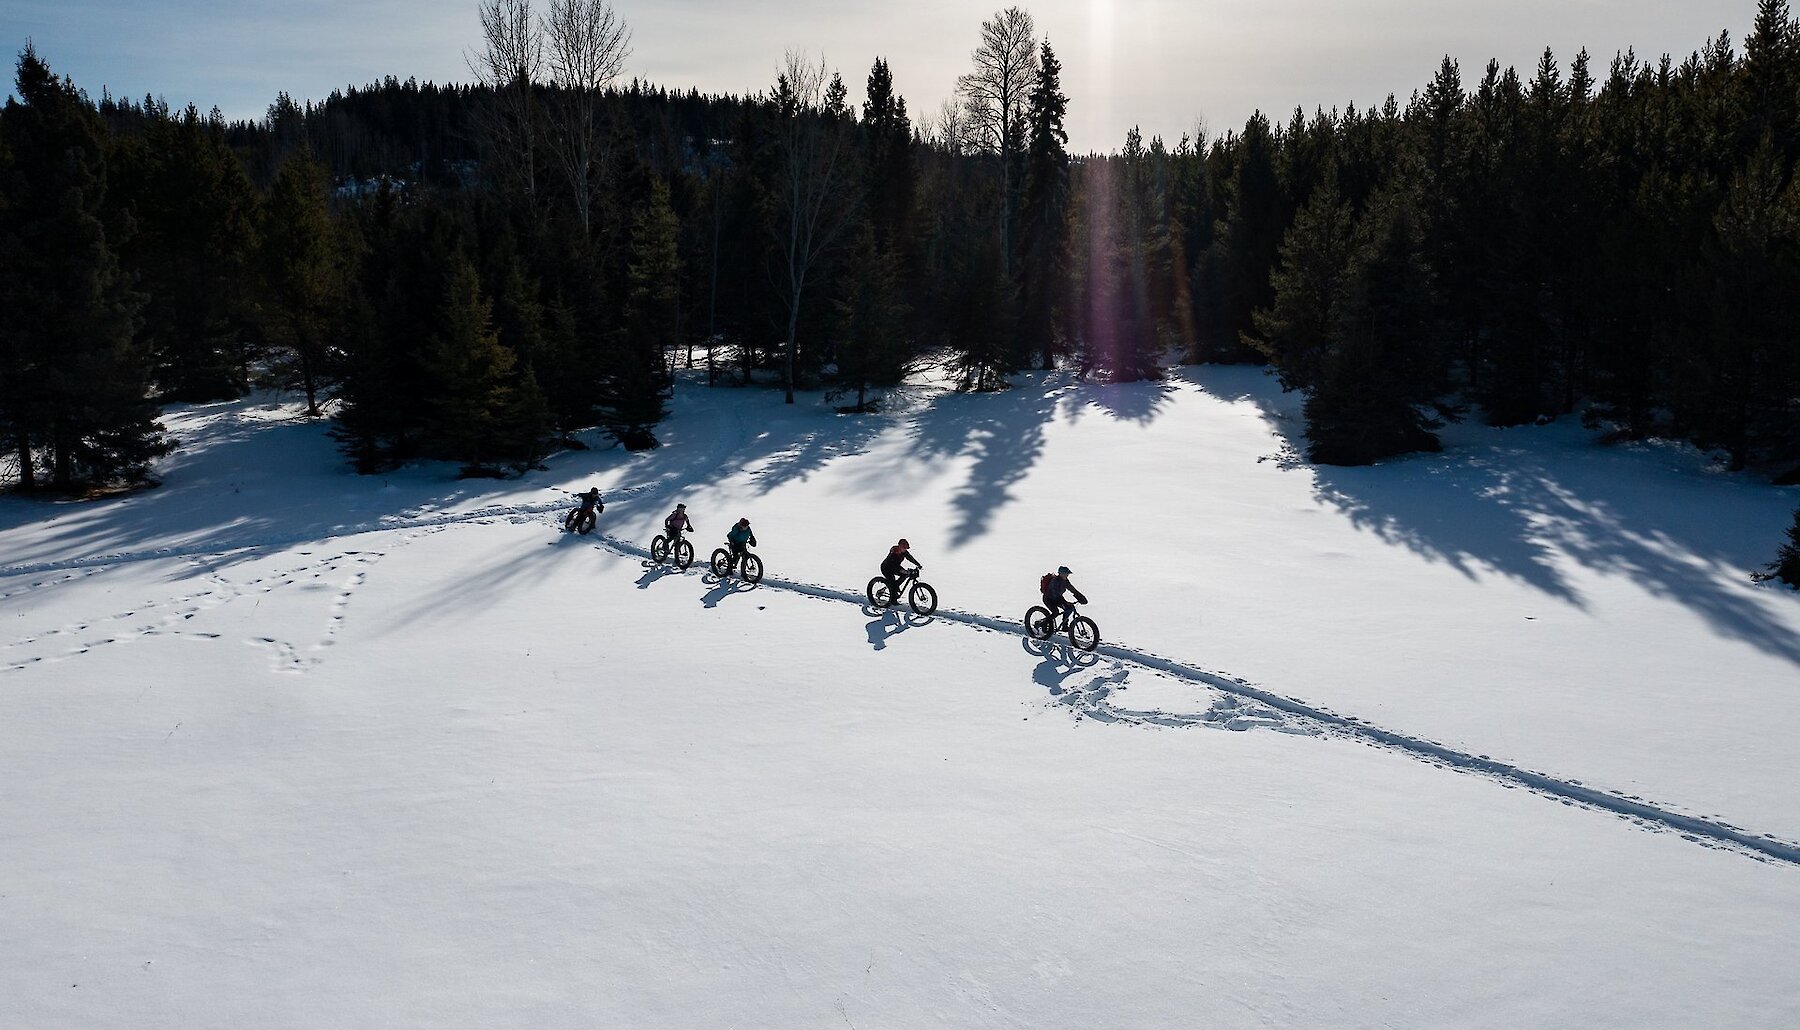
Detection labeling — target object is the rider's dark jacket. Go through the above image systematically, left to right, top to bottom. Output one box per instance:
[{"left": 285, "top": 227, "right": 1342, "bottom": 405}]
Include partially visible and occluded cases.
[
  {"left": 881, "top": 547, "right": 920, "bottom": 578},
  {"left": 1043, "top": 574, "right": 1088, "bottom": 606}
]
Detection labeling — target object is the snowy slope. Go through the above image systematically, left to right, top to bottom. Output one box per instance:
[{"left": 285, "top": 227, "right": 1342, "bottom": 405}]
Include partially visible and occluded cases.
[{"left": 2, "top": 369, "right": 1799, "bottom": 1028}]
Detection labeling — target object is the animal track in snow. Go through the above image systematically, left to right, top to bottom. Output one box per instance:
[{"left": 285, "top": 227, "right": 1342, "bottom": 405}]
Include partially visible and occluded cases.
[{"left": 1, "top": 550, "right": 389, "bottom": 676}]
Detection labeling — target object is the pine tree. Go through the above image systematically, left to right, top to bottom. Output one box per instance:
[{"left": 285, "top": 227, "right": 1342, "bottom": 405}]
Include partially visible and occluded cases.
[
  {"left": 1740, "top": 0, "right": 1799, "bottom": 161},
  {"left": 1017, "top": 39, "right": 1071, "bottom": 370},
  {"left": 0, "top": 44, "right": 171, "bottom": 491},
  {"left": 861, "top": 58, "right": 915, "bottom": 249},
  {"left": 112, "top": 104, "right": 260, "bottom": 402},
  {"left": 1197, "top": 112, "right": 1283, "bottom": 362},
  {"left": 1112, "top": 126, "right": 1165, "bottom": 381},
  {"left": 1680, "top": 142, "right": 1800, "bottom": 470},
  {"left": 261, "top": 150, "right": 344, "bottom": 416},
  {"left": 1249, "top": 170, "right": 1355, "bottom": 392},
  {"left": 609, "top": 175, "right": 678, "bottom": 447},
  {"left": 1304, "top": 191, "right": 1444, "bottom": 465},
  {"left": 331, "top": 193, "right": 453, "bottom": 472},
  {"left": 831, "top": 223, "right": 910, "bottom": 411},
  {"left": 948, "top": 232, "right": 1016, "bottom": 392},
  {"left": 423, "top": 254, "right": 546, "bottom": 473},
  {"left": 1754, "top": 507, "right": 1800, "bottom": 587}
]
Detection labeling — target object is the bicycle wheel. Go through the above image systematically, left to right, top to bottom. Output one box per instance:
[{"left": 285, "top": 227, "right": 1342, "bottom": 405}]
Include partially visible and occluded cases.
[
  {"left": 576, "top": 511, "right": 596, "bottom": 535},
  {"left": 650, "top": 535, "right": 669, "bottom": 562},
  {"left": 674, "top": 539, "right": 694, "bottom": 569},
  {"left": 710, "top": 548, "right": 731, "bottom": 576},
  {"left": 741, "top": 553, "right": 764, "bottom": 584},
  {"left": 866, "top": 576, "right": 894, "bottom": 607},
  {"left": 908, "top": 582, "right": 938, "bottom": 616},
  {"left": 1025, "top": 605, "right": 1053, "bottom": 639},
  {"left": 1069, "top": 616, "right": 1100, "bottom": 652}
]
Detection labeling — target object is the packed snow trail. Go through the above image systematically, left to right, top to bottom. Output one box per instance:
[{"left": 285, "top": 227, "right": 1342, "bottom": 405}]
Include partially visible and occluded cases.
[
  {"left": 5, "top": 492, "right": 1797, "bottom": 868},
  {"left": 577, "top": 522, "right": 1800, "bottom": 868}
]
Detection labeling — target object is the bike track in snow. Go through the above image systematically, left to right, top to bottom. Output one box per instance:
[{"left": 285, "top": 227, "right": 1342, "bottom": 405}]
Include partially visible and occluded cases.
[
  {"left": 3, "top": 395, "right": 1798, "bottom": 868},
  {"left": 590, "top": 523, "right": 1800, "bottom": 868}
]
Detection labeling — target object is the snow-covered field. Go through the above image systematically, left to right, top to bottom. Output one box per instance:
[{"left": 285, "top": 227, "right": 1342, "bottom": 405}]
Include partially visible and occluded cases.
[{"left": 4, "top": 365, "right": 1799, "bottom": 1028}]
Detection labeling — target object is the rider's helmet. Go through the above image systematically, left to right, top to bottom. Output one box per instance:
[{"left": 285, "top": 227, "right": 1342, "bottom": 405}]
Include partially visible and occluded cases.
[
  {"left": 676, "top": 502, "right": 686, "bottom": 510},
  {"left": 738, "top": 517, "right": 750, "bottom": 526},
  {"left": 898, "top": 538, "right": 909, "bottom": 548},
  {"left": 1057, "top": 565, "right": 1071, "bottom": 575}
]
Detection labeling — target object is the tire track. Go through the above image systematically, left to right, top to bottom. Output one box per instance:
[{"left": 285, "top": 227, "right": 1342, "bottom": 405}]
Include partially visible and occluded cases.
[
  {"left": 5, "top": 456, "right": 1795, "bottom": 866},
  {"left": 580, "top": 524, "right": 1800, "bottom": 868}
]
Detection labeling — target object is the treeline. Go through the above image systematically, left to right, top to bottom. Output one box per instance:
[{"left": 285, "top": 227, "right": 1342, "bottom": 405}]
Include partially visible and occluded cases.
[
  {"left": 2, "top": 1, "right": 1797, "bottom": 502},
  {"left": 1067, "top": 2, "right": 1800, "bottom": 475}
]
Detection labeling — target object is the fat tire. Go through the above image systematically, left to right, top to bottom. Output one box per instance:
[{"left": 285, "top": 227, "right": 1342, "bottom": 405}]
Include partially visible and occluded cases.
[
  {"left": 576, "top": 511, "right": 596, "bottom": 535},
  {"left": 650, "top": 535, "right": 669, "bottom": 562},
  {"left": 674, "top": 539, "right": 694, "bottom": 569},
  {"left": 710, "top": 548, "right": 731, "bottom": 576},
  {"left": 741, "top": 553, "right": 764, "bottom": 584},
  {"left": 866, "top": 576, "right": 893, "bottom": 607},
  {"left": 908, "top": 582, "right": 938, "bottom": 616},
  {"left": 1025, "top": 605, "right": 1053, "bottom": 639},
  {"left": 1070, "top": 616, "right": 1100, "bottom": 652}
]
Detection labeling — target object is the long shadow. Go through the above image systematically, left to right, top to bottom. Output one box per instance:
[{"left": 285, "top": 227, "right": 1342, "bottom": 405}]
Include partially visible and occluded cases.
[
  {"left": 1181, "top": 363, "right": 1800, "bottom": 668},
  {"left": 903, "top": 374, "right": 1065, "bottom": 548},
  {"left": 1065, "top": 375, "right": 1178, "bottom": 427},
  {"left": 0, "top": 401, "right": 496, "bottom": 579},
  {"left": 741, "top": 407, "right": 892, "bottom": 495},
  {"left": 383, "top": 520, "right": 575, "bottom": 630},
  {"left": 634, "top": 561, "right": 686, "bottom": 589},
  {"left": 700, "top": 574, "right": 758, "bottom": 608},
  {"left": 863, "top": 606, "right": 933, "bottom": 650},
  {"left": 1022, "top": 636, "right": 1102, "bottom": 695}
]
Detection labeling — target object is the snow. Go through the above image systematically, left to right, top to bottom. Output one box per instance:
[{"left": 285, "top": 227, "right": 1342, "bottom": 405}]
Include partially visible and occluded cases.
[{"left": 3, "top": 367, "right": 1799, "bottom": 1027}]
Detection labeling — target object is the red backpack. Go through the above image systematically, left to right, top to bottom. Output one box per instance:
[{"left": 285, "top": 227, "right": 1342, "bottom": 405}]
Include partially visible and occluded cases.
[{"left": 1039, "top": 572, "right": 1055, "bottom": 594}]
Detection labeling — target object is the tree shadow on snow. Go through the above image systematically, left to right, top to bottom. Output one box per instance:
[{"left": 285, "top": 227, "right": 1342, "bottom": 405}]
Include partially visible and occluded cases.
[
  {"left": 1180, "top": 364, "right": 1800, "bottom": 669},
  {"left": 900, "top": 374, "right": 1065, "bottom": 548},
  {"left": 1064, "top": 375, "right": 1178, "bottom": 427},
  {"left": 0, "top": 395, "right": 588, "bottom": 586},
  {"left": 382, "top": 521, "right": 572, "bottom": 630}
]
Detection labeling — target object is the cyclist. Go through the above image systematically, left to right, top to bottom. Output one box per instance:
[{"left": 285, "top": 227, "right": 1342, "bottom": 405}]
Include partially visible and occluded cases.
[
  {"left": 564, "top": 487, "right": 603, "bottom": 531},
  {"left": 663, "top": 503, "right": 693, "bottom": 550},
  {"left": 725, "top": 517, "right": 757, "bottom": 570},
  {"left": 879, "top": 538, "right": 921, "bottom": 605},
  {"left": 1041, "top": 565, "right": 1088, "bottom": 632}
]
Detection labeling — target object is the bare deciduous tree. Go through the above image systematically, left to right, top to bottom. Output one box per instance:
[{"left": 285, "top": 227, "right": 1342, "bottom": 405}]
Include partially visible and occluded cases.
[
  {"left": 467, "top": 0, "right": 544, "bottom": 198},
  {"left": 543, "top": 0, "right": 631, "bottom": 235},
  {"left": 956, "top": 5, "right": 1039, "bottom": 275},
  {"left": 771, "top": 50, "right": 860, "bottom": 404},
  {"left": 931, "top": 97, "right": 969, "bottom": 156}
]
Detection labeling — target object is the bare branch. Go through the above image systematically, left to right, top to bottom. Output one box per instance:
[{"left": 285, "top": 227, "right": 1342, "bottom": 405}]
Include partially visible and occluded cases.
[
  {"left": 466, "top": 0, "right": 544, "bottom": 196},
  {"left": 541, "top": 0, "right": 633, "bottom": 233}
]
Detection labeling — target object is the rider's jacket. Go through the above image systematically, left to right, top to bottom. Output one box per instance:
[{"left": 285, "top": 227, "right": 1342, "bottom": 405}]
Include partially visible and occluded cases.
[
  {"left": 881, "top": 547, "right": 920, "bottom": 578},
  {"left": 1044, "top": 574, "right": 1087, "bottom": 605}
]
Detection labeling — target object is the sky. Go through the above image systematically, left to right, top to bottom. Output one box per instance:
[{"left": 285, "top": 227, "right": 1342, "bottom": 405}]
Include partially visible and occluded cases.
[{"left": 2, "top": 0, "right": 1764, "bottom": 154}]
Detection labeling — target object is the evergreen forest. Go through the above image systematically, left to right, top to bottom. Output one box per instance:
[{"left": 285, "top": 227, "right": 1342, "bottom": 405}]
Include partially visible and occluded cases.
[{"left": 1, "top": 1, "right": 1797, "bottom": 576}]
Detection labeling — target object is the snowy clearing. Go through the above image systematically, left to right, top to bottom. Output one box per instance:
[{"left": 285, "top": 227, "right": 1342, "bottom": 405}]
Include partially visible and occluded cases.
[{"left": 4, "top": 366, "right": 1799, "bottom": 1028}]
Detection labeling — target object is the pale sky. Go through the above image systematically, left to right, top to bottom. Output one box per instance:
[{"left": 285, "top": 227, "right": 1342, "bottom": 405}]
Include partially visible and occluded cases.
[{"left": 2, "top": 1, "right": 1761, "bottom": 154}]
